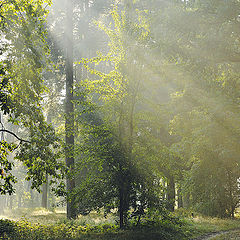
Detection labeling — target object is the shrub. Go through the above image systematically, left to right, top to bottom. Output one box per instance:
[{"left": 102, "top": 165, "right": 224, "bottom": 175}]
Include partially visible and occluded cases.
[{"left": 0, "top": 219, "right": 14, "bottom": 238}]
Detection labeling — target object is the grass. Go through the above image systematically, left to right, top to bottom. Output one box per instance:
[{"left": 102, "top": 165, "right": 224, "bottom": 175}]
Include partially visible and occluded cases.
[
  {"left": 0, "top": 208, "right": 187, "bottom": 240},
  {"left": 1, "top": 208, "right": 240, "bottom": 239},
  {"left": 3, "top": 208, "right": 117, "bottom": 225},
  {"left": 174, "top": 208, "right": 240, "bottom": 239},
  {"left": 185, "top": 216, "right": 240, "bottom": 234},
  {"left": 210, "top": 230, "right": 240, "bottom": 239}
]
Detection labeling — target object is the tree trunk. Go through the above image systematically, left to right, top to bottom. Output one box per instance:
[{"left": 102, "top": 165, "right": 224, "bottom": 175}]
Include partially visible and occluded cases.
[
  {"left": 65, "top": 0, "right": 76, "bottom": 219},
  {"left": 41, "top": 113, "right": 52, "bottom": 209},
  {"left": 41, "top": 174, "right": 48, "bottom": 209},
  {"left": 167, "top": 175, "right": 175, "bottom": 212},
  {"left": 119, "top": 184, "right": 129, "bottom": 229},
  {"left": 177, "top": 185, "right": 183, "bottom": 208},
  {"left": 119, "top": 188, "right": 124, "bottom": 229},
  {"left": 231, "top": 206, "right": 235, "bottom": 218}
]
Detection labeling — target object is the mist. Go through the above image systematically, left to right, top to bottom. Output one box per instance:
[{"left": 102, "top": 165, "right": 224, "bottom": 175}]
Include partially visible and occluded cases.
[{"left": 0, "top": 0, "right": 240, "bottom": 239}]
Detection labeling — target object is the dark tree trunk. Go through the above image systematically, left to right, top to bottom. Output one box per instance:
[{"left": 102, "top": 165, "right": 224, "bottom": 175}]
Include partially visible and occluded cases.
[
  {"left": 65, "top": 0, "right": 76, "bottom": 219},
  {"left": 226, "top": 169, "right": 236, "bottom": 219},
  {"left": 41, "top": 174, "right": 48, "bottom": 209},
  {"left": 167, "top": 175, "right": 175, "bottom": 212},
  {"left": 119, "top": 185, "right": 129, "bottom": 229},
  {"left": 177, "top": 185, "right": 183, "bottom": 208},
  {"left": 119, "top": 188, "right": 124, "bottom": 229},
  {"left": 231, "top": 206, "right": 235, "bottom": 218}
]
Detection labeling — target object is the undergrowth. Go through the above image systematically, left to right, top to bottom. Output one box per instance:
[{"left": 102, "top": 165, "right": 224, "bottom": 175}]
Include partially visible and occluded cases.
[
  {"left": 1, "top": 208, "right": 240, "bottom": 240},
  {"left": 0, "top": 216, "right": 188, "bottom": 240}
]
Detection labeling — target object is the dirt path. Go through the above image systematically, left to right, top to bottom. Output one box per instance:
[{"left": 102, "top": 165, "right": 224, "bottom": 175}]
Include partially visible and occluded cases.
[{"left": 192, "top": 229, "right": 240, "bottom": 240}]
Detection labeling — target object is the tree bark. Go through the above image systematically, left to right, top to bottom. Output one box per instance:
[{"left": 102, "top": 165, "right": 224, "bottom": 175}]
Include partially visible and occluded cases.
[
  {"left": 65, "top": 0, "right": 76, "bottom": 219},
  {"left": 41, "top": 113, "right": 53, "bottom": 209},
  {"left": 41, "top": 174, "right": 48, "bottom": 209},
  {"left": 167, "top": 175, "right": 175, "bottom": 212},
  {"left": 119, "top": 184, "right": 129, "bottom": 229},
  {"left": 177, "top": 185, "right": 183, "bottom": 208},
  {"left": 119, "top": 188, "right": 124, "bottom": 229}
]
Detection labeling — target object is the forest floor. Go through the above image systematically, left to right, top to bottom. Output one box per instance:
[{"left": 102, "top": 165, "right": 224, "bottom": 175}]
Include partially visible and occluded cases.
[
  {"left": 1, "top": 208, "right": 240, "bottom": 240},
  {"left": 175, "top": 208, "right": 240, "bottom": 240},
  {"left": 185, "top": 215, "right": 240, "bottom": 240},
  {"left": 193, "top": 229, "right": 240, "bottom": 240}
]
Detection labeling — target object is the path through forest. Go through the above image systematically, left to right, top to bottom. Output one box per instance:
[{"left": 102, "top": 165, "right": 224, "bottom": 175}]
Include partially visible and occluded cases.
[{"left": 193, "top": 229, "right": 240, "bottom": 240}]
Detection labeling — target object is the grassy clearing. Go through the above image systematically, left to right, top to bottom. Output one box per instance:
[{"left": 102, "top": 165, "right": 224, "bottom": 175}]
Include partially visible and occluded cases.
[
  {"left": 0, "top": 208, "right": 187, "bottom": 240},
  {"left": 1, "top": 208, "right": 240, "bottom": 240},
  {"left": 3, "top": 208, "right": 116, "bottom": 225},
  {"left": 174, "top": 208, "right": 240, "bottom": 239},
  {"left": 185, "top": 216, "right": 240, "bottom": 236},
  {"left": 0, "top": 219, "right": 186, "bottom": 240},
  {"left": 210, "top": 230, "right": 240, "bottom": 240}
]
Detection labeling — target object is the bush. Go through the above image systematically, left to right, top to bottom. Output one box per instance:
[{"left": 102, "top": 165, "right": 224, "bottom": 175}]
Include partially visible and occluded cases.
[
  {"left": 127, "top": 209, "right": 187, "bottom": 240},
  {"left": 0, "top": 215, "right": 187, "bottom": 240},
  {"left": 0, "top": 219, "right": 15, "bottom": 238},
  {"left": 0, "top": 219, "right": 118, "bottom": 240}
]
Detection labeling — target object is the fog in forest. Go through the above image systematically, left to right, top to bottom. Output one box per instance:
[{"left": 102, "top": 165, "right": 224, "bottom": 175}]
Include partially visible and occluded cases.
[{"left": 0, "top": 0, "right": 240, "bottom": 239}]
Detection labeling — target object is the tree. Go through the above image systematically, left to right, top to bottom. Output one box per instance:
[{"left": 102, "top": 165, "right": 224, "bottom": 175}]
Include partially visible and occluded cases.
[
  {"left": 0, "top": 0, "right": 64, "bottom": 196},
  {"left": 44, "top": 0, "right": 114, "bottom": 216},
  {"left": 65, "top": 0, "right": 76, "bottom": 219},
  {"left": 149, "top": 0, "right": 240, "bottom": 216},
  {"left": 73, "top": 3, "right": 167, "bottom": 228}
]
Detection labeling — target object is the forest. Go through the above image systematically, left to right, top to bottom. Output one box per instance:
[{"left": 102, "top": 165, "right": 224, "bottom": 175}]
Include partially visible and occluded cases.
[{"left": 0, "top": 0, "right": 240, "bottom": 239}]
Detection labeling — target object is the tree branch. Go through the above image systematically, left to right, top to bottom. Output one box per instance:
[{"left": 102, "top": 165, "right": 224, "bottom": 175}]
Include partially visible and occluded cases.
[{"left": 0, "top": 129, "right": 30, "bottom": 143}]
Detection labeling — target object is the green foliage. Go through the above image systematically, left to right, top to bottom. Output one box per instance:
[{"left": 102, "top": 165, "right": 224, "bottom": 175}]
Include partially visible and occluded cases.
[
  {"left": 0, "top": 0, "right": 64, "bottom": 195},
  {"left": 1, "top": 0, "right": 240, "bottom": 235},
  {"left": 148, "top": 0, "right": 240, "bottom": 217},
  {"left": 73, "top": 3, "right": 164, "bottom": 227},
  {"left": 0, "top": 62, "right": 12, "bottom": 115},
  {"left": 74, "top": 96, "right": 160, "bottom": 221},
  {"left": 16, "top": 122, "right": 65, "bottom": 192},
  {"left": 0, "top": 141, "right": 17, "bottom": 194},
  {"left": 2, "top": 208, "right": 240, "bottom": 240},
  {"left": 0, "top": 217, "right": 187, "bottom": 240},
  {"left": 0, "top": 219, "right": 14, "bottom": 238}
]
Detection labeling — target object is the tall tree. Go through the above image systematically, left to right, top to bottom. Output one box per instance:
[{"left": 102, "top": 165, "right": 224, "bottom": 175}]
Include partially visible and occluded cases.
[
  {"left": 65, "top": 0, "right": 76, "bottom": 219},
  {"left": 73, "top": 3, "right": 165, "bottom": 228}
]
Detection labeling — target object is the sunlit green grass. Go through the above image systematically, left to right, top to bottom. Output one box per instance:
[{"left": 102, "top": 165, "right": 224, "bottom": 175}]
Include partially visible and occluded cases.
[
  {"left": 2, "top": 207, "right": 240, "bottom": 239},
  {"left": 3, "top": 207, "right": 117, "bottom": 225},
  {"left": 174, "top": 208, "right": 240, "bottom": 239},
  {"left": 183, "top": 216, "right": 240, "bottom": 238},
  {"left": 210, "top": 230, "right": 240, "bottom": 240}
]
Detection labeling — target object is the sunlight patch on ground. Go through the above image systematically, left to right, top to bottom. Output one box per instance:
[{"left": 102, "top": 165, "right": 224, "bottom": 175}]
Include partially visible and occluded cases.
[{"left": 31, "top": 209, "right": 53, "bottom": 216}]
